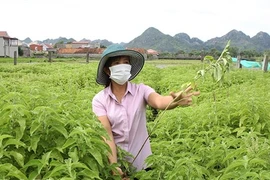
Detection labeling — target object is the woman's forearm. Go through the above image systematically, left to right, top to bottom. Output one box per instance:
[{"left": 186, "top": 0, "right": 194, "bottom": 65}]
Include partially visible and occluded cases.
[
  {"left": 148, "top": 92, "right": 175, "bottom": 110},
  {"left": 105, "top": 137, "right": 118, "bottom": 164}
]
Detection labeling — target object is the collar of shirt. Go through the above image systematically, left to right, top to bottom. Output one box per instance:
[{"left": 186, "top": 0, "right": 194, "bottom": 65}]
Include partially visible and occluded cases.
[{"left": 107, "top": 81, "right": 134, "bottom": 101}]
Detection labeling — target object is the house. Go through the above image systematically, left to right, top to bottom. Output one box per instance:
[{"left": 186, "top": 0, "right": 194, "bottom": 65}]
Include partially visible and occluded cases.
[
  {"left": 0, "top": 31, "right": 18, "bottom": 58},
  {"left": 65, "top": 41, "right": 101, "bottom": 49},
  {"left": 67, "top": 41, "right": 90, "bottom": 48},
  {"left": 41, "top": 43, "right": 53, "bottom": 51},
  {"left": 29, "top": 44, "right": 43, "bottom": 51},
  {"left": 57, "top": 47, "right": 103, "bottom": 58},
  {"left": 127, "top": 48, "right": 147, "bottom": 60},
  {"left": 147, "top": 49, "right": 159, "bottom": 56},
  {"left": 147, "top": 49, "right": 159, "bottom": 60}
]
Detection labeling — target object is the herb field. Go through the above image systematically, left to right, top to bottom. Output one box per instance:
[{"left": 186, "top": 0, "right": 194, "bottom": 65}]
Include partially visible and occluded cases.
[{"left": 1, "top": 60, "right": 270, "bottom": 179}]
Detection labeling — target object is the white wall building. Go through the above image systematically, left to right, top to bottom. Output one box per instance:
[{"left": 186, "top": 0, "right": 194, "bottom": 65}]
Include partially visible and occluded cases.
[{"left": 0, "top": 31, "right": 18, "bottom": 58}]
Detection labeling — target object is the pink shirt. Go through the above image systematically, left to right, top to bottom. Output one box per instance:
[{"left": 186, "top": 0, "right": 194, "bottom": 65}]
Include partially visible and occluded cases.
[{"left": 92, "top": 82, "right": 155, "bottom": 170}]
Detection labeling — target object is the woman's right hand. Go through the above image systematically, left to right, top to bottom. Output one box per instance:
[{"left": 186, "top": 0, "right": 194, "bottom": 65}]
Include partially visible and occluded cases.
[
  {"left": 114, "top": 167, "right": 130, "bottom": 180},
  {"left": 115, "top": 167, "right": 124, "bottom": 176}
]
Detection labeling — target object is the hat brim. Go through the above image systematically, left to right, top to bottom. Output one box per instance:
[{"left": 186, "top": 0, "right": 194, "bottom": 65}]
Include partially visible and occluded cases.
[{"left": 96, "top": 50, "right": 145, "bottom": 85}]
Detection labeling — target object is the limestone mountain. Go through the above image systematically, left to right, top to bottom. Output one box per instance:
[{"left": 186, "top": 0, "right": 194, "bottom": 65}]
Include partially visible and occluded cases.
[
  {"left": 20, "top": 27, "right": 270, "bottom": 53},
  {"left": 125, "top": 27, "right": 200, "bottom": 52},
  {"left": 126, "top": 28, "right": 270, "bottom": 53},
  {"left": 204, "top": 30, "right": 253, "bottom": 51},
  {"left": 251, "top": 31, "right": 270, "bottom": 52},
  {"left": 173, "top": 33, "right": 203, "bottom": 49},
  {"left": 22, "top": 37, "right": 32, "bottom": 44},
  {"left": 42, "top": 37, "right": 76, "bottom": 45},
  {"left": 91, "top": 39, "right": 114, "bottom": 47}
]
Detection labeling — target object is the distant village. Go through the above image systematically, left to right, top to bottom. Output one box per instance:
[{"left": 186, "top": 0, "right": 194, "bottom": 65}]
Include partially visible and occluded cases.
[{"left": 0, "top": 31, "right": 159, "bottom": 60}]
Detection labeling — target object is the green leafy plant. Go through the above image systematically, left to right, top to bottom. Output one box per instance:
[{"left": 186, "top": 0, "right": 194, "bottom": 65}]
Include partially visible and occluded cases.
[
  {"left": 131, "top": 41, "right": 232, "bottom": 170},
  {"left": 132, "top": 42, "right": 270, "bottom": 179},
  {"left": 1, "top": 48, "right": 270, "bottom": 179},
  {"left": 0, "top": 63, "right": 124, "bottom": 179}
]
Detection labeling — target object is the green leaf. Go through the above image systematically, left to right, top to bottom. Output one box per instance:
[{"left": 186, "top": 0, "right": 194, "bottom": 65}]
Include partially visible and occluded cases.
[
  {"left": 204, "top": 55, "right": 215, "bottom": 62},
  {"left": 216, "top": 63, "right": 222, "bottom": 82},
  {"left": 197, "top": 69, "right": 205, "bottom": 77},
  {"left": 180, "top": 82, "right": 191, "bottom": 90},
  {"left": 0, "top": 109, "right": 10, "bottom": 126},
  {"left": 253, "top": 113, "right": 260, "bottom": 124},
  {"left": 239, "top": 115, "right": 247, "bottom": 127},
  {"left": 15, "top": 118, "right": 26, "bottom": 140},
  {"left": 30, "top": 120, "right": 42, "bottom": 136},
  {"left": 52, "top": 124, "right": 68, "bottom": 139},
  {"left": 69, "top": 127, "right": 87, "bottom": 137},
  {"left": 233, "top": 127, "right": 246, "bottom": 137},
  {"left": 0, "top": 134, "right": 13, "bottom": 146},
  {"left": 29, "top": 134, "right": 41, "bottom": 153},
  {"left": 3, "top": 138, "right": 25, "bottom": 148},
  {"left": 62, "top": 138, "right": 76, "bottom": 150},
  {"left": 68, "top": 147, "right": 79, "bottom": 163},
  {"left": 89, "top": 148, "right": 104, "bottom": 167},
  {"left": 222, "top": 148, "right": 246, "bottom": 164},
  {"left": 50, "top": 149, "right": 64, "bottom": 162},
  {"left": 8, "top": 151, "right": 25, "bottom": 167},
  {"left": 41, "top": 151, "right": 52, "bottom": 165},
  {"left": 243, "top": 155, "right": 249, "bottom": 169},
  {"left": 249, "top": 157, "right": 268, "bottom": 168},
  {"left": 65, "top": 158, "right": 76, "bottom": 179},
  {"left": 24, "top": 159, "right": 42, "bottom": 168},
  {"left": 224, "top": 159, "right": 245, "bottom": 174},
  {"left": 71, "top": 161, "right": 90, "bottom": 169},
  {"left": 43, "top": 162, "right": 66, "bottom": 179},
  {"left": 0, "top": 163, "right": 28, "bottom": 180},
  {"left": 78, "top": 169, "right": 102, "bottom": 180},
  {"left": 29, "top": 170, "right": 39, "bottom": 180},
  {"left": 259, "top": 170, "right": 270, "bottom": 179},
  {"left": 220, "top": 171, "right": 241, "bottom": 180},
  {"left": 241, "top": 172, "right": 259, "bottom": 179},
  {"left": 60, "top": 178, "right": 75, "bottom": 180}
]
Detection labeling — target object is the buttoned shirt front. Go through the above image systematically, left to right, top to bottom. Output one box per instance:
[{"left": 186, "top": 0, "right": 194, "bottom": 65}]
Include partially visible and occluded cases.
[{"left": 92, "top": 82, "right": 155, "bottom": 170}]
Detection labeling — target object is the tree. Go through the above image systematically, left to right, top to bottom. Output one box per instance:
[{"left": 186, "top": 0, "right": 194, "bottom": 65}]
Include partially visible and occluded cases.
[
  {"left": 54, "top": 41, "right": 64, "bottom": 48},
  {"left": 100, "top": 44, "right": 107, "bottom": 48},
  {"left": 18, "top": 46, "right": 24, "bottom": 56},
  {"left": 229, "top": 46, "right": 239, "bottom": 57},
  {"left": 210, "top": 48, "right": 221, "bottom": 59},
  {"left": 176, "top": 50, "right": 185, "bottom": 54},
  {"left": 264, "top": 50, "right": 270, "bottom": 55}
]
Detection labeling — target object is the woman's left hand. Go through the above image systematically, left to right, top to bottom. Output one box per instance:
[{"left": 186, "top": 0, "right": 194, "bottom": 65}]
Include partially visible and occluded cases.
[{"left": 169, "top": 86, "right": 200, "bottom": 107}]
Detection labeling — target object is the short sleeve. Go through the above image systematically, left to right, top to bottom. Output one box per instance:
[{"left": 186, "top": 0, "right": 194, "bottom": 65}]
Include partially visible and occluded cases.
[
  {"left": 140, "top": 83, "right": 155, "bottom": 101},
  {"left": 92, "top": 93, "right": 107, "bottom": 117}
]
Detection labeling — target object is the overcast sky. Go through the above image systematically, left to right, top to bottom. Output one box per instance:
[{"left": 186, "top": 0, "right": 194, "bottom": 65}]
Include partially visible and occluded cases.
[{"left": 2, "top": 0, "right": 269, "bottom": 43}]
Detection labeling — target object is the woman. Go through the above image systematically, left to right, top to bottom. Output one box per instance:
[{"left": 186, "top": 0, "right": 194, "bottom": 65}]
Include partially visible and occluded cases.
[{"left": 92, "top": 44, "right": 200, "bottom": 176}]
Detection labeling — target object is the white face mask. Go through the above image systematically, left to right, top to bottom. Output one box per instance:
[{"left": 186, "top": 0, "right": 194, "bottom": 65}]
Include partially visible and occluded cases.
[{"left": 109, "top": 64, "right": 132, "bottom": 85}]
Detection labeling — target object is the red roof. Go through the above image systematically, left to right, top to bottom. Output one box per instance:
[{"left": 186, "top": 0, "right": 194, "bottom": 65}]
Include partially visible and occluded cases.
[
  {"left": 0, "top": 31, "right": 10, "bottom": 38},
  {"left": 0, "top": 31, "right": 18, "bottom": 40},
  {"left": 30, "top": 44, "right": 43, "bottom": 47},
  {"left": 58, "top": 48, "right": 104, "bottom": 54},
  {"left": 127, "top": 48, "right": 147, "bottom": 54},
  {"left": 147, "top": 49, "right": 159, "bottom": 55}
]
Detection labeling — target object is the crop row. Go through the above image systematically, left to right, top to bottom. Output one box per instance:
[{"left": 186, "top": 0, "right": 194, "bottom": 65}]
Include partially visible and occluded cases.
[{"left": 0, "top": 62, "right": 270, "bottom": 179}]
